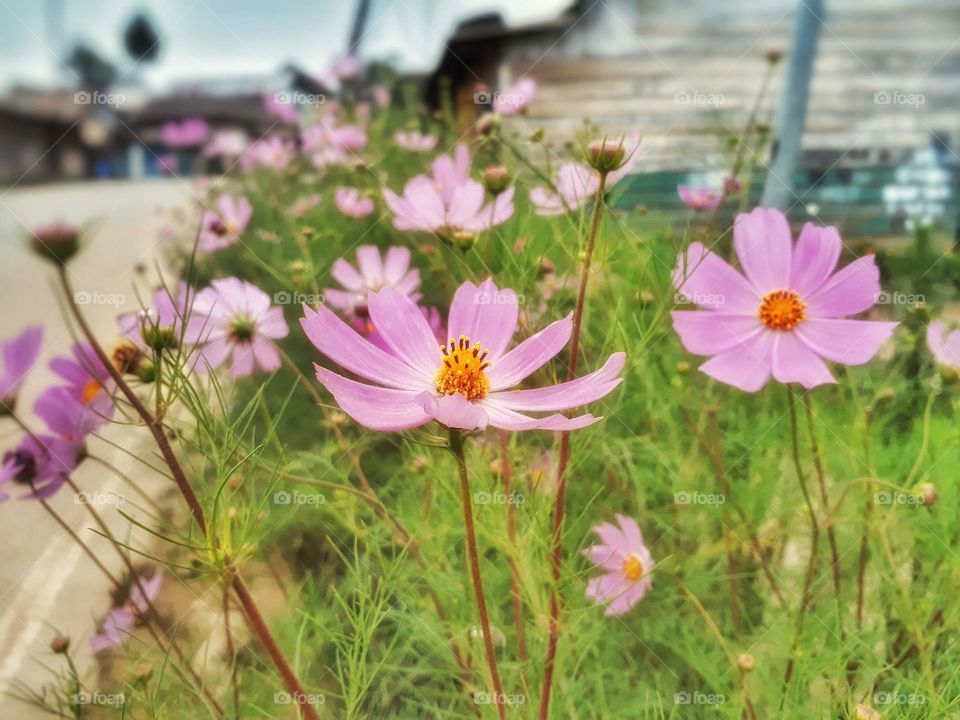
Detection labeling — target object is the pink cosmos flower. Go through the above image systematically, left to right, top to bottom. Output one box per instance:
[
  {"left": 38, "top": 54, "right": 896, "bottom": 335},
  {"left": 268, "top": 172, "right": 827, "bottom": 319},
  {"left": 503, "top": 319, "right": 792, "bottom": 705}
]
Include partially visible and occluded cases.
[
  {"left": 493, "top": 77, "right": 537, "bottom": 116},
  {"left": 372, "top": 84, "right": 391, "bottom": 108},
  {"left": 263, "top": 92, "right": 299, "bottom": 124},
  {"left": 161, "top": 118, "right": 209, "bottom": 148},
  {"left": 302, "top": 120, "right": 367, "bottom": 167},
  {"left": 203, "top": 129, "right": 248, "bottom": 159},
  {"left": 393, "top": 130, "right": 438, "bottom": 152},
  {"left": 529, "top": 134, "right": 639, "bottom": 216},
  {"left": 239, "top": 136, "right": 295, "bottom": 171},
  {"left": 383, "top": 145, "right": 514, "bottom": 236},
  {"left": 677, "top": 185, "right": 723, "bottom": 211},
  {"left": 335, "top": 187, "right": 374, "bottom": 218},
  {"left": 287, "top": 194, "right": 322, "bottom": 218},
  {"left": 198, "top": 195, "right": 253, "bottom": 253},
  {"left": 672, "top": 207, "right": 899, "bottom": 392},
  {"left": 324, "top": 246, "right": 421, "bottom": 318},
  {"left": 185, "top": 278, "right": 289, "bottom": 377},
  {"left": 301, "top": 278, "right": 626, "bottom": 432},
  {"left": 927, "top": 320, "right": 960, "bottom": 370},
  {"left": 0, "top": 326, "right": 43, "bottom": 410},
  {"left": 50, "top": 342, "right": 115, "bottom": 431},
  {"left": 584, "top": 513, "right": 653, "bottom": 617},
  {"left": 91, "top": 570, "right": 163, "bottom": 653}
]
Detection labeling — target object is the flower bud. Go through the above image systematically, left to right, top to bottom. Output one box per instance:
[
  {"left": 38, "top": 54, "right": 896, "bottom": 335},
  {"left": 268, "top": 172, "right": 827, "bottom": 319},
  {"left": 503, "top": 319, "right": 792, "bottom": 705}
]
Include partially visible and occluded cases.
[
  {"left": 765, "top": 49, "right": 784, "bottom": 65},
  {"left": 474, "top": 112, "right": 499, "bottom": 137},
  {"left": 586, "top": 138, "right": 627, "bottom": 174},
  {"left": 483, "top": 165, "right": 511, "bottom": 195},
  {"left": 30, "top": 222, "right": 80, "bottom": 265},
  {"left": 452, "top": 231, "right": 477, "bottom": 251},
  {"left": 538, "top": 257, "right": 555, "bottom": 276},
  {"left": 141, "top": 325, "right": 178, "bottom": 352},
  {"left": 136, "top": 358, "right": 157, "bottom": 383},
  {"left": 410, "top": 455, "right": 428, "bottom": 472},
  {"left": 489, "top": 458, "right": 506, "bottom": 478},
  {"left": 917, "top": 482, "right": 938, "bottom": 506},
  {"left": 50, "top": 635, "right": 70, "bottom": 654},
  {"left": 736, "top": 652, "right": 755, "bottom": 672},
  {"left": 854, "top": 704, "right": 880, "bottom": 720}
]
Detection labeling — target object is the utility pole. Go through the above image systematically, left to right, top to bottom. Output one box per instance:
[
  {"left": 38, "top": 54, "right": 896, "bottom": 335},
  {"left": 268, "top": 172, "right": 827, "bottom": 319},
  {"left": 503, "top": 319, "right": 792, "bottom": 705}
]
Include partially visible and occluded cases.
[
  {"left": 348, "top": 0, "right": 372, "bottom": 53},
  {"left": 761, "top": 0, "right": 825, "bottom": 210}
]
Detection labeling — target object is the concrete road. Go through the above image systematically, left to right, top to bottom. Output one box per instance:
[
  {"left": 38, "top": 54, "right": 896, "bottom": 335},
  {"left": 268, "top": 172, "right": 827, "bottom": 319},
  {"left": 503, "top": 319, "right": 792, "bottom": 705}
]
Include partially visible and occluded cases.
[{"left": 0, "top": 178, "right": 193, "bottom": 717}]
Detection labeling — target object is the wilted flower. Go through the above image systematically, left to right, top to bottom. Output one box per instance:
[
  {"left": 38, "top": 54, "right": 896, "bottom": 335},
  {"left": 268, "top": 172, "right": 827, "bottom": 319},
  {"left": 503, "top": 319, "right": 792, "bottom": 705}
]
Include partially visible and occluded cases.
[
  {"left": 393, "top": 130, "right": 438, "bottom": 152},
  {"left": 677, "top": 184, "right": 723, "bottom": 211},
  {"left": 335, "top": 187, "right": 374, "bottom": 218},
  {"left": 198, "top": 195, "right": 253, "bottom": 253},
  {"left": 672, "top": 207, "right": 898, "bottom": 392},
  {"left": 185, "top": 278, "right": 289, "bottom": 377},
  {"left": 301, "top": 278, "right": 625, "bottom": 432},
  {"left": 0, "top": 326, "right": 43, "bottom": 411},
  {"left": 583, "top": 513, "right": 653, "bottom": 616},
  {"left": 91, "top": 570, "right": 163, "bottom": 653}
]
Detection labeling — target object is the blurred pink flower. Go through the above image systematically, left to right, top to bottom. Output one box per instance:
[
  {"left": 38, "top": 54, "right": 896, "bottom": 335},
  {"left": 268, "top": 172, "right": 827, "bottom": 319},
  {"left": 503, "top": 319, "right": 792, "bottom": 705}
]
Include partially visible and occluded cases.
[
  {"left": 332, "top": 53, "right": 362, "bottom": 80},
  {"left": 493, "top": 77, "right": 537, "bottom": 116},
  {"left": 372, "top": 84, "right": 391, "bottom": 107},
  {"left": 263, "top": 92, "right": 299, "bottom": 124},
  {"left": 161, "top": 118, "right": 209, "bottom": 148},
  {"left": 302, "top": 120, "right": 367, "bottom": 167},
  {"left": 203, "top": 129, "right": 248, "bottom": 159},
  {"left": 393, "top": 130, "right": 437, "bottom": 152},
  {"left": 529, "top": 134, "right": 639, "bottom": 216},
  {"left": 239, "top": 136, "right": 294, "bottom": 171},
  {"left": 383, "top": 145, "right": 514, "bottom": 235},
  {"left": 155, "top": 154, "right": 178, "bottom": 175},
  {"left": 677, "top": 185, "right": 723, "bottom": 211},
  {"left": 335, "top": 187, "right": 374, "bottom": 218},
  {"left": 287, "top": 194, "right": 322, "bottom": 218},
  {"left": 198, "top": 195, "right": 253, "bottom": 253},
  {"left": 672, "top": 207, "right": 898, "bottom": 392},
  {"left": 324, "top": 245, "right": 421, "bottom": 319},
  {"left": 185, "top": 278, "right": 289, "bottom": 377},
  {"left": 301, "top": 278, "right": 625, "bottom": 432},
  {"left": 927, "top": 320, "right": 960, "bottom": 369},
  {"left": 0, "top": 326, "right": 43, "bottom": 410},
  {"left": 49, "top": 342, "right": 115, "bottom": 431},
  {"left": 1, "top": 428, "right": 81, "bottom": 501},
  {"left": 584, "top": 513, "right": 653, "bottom": 617},
  {"left": 91, "top": 570, "right": 163, "bottom": 653}
]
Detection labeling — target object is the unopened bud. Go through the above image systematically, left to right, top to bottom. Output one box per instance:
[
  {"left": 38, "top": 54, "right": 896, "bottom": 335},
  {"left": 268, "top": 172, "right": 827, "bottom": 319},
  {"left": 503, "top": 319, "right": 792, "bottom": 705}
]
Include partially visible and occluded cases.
[
  {"left": 765, "top": 49, "right": 784, "bottom": 64},
  {"left": 586, "top": 138, "right": 627, "bottom": 174},
  {"left": 483, "top": 165, "right": 511, "bottom": 195},
  {"left": 31, "top": 222, "right": 80, "bottom": 265},
  {"left": 451, "top": 231, "right": 477, "bottom": 251},
  {"left": 539, "top": 257, "right": 555, "bottom": 276},
  {"left": 142, "top": 325, "right": 178, "bottom": 352},
  {"left": 136, "top": 358, "right": 157, "bottom": 383},
  {"left": 410, "top": 455, "right": 428, "bottom": 472},
  {"left": 489, "top": 458, "right": 506, "bottom": 478},
  {"left": 917, "top": 482, "right": 938, "bottom": 506},
  {"left": 50, "top": 635, "right": 70, "bottom": 654},
  {"left": 736, "top": 652, "right": 755, "bottom": 672},
  {"left": 854, "top": 704, "right": 880, "bottom": 720}
]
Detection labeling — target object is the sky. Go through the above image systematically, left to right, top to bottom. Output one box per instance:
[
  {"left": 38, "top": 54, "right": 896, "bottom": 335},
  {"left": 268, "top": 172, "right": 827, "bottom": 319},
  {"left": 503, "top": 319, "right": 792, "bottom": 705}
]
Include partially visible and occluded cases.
[{"left": 0, "top": 0, "right": 570, "bottom": 92}]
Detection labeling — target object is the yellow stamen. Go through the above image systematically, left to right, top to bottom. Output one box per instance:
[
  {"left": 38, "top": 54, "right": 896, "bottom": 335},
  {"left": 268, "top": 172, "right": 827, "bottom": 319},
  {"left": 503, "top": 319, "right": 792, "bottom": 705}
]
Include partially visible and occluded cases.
[
  {"left": 759, "top": 289, "right": 806, "bottom": 331},
  {"left": 434, "top": 335, "right": 491, "bottom": 401},
  {"left": 81, "top": 379, "right": 102, "bottom": 405},
  {"left": 622, "top": 555, "right": 644, "bottom": 583}
]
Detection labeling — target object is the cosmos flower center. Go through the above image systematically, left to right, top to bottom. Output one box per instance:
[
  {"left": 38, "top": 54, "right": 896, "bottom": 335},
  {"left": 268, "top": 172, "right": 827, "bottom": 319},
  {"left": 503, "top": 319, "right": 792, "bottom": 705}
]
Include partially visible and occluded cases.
[
  {"left": 759, "top": 289, "right": 806, "bottom": 331},
  {"left": 229, "top": 317, "right": 256, "bottom": 343},
  {"left": 434, "top": 336, "right": 490, "bottom": 401},
  {"left": 82, "top": 378, "right": 103, "bottom": 405},
  {"left": 622, "top": 554, "right": 645, "bottom": 583}
]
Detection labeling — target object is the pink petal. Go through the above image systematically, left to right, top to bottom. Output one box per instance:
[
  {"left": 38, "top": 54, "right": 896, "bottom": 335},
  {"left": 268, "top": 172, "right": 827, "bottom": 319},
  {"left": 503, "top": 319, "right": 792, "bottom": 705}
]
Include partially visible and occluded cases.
[
  {"left": 733, "top": 207, "right": 793, "bottom": 294},
  {"left": 789, "top": 222, "right": 841, "bottom": 296},
  {"left": 674, "top": 242, "right": 760, "bottom": 313},
  {"left": 356, "top": 246, "right": 384, "bottom": 286},
  {"left": 383, "top": 247, "right": 412, "bottom": 285},
  {"left": 804, "top": 256, "right": 880, "bottom": 318},
  {"left": 331, "top": 259, "right": 364, "bottom": 292},
  {"left": 367, "top": 288, "right": 441, "bottom": 376},
  {"left": 300, "top": 304, "right": 432, "bottom": 389},
  {"left": 671, "top": 311, "right": 763, "bottom": 356},
  {"left": 487, "top": 315, "right": 572, "bottom": 391},
  {"left": 796, "top": 318, "right": 897, "bottom": 365},
  {"left": 698, "top": 330, "right": 775, "bottom": 393},
  {"left": 770, "top": 332, "right": 836, "bottom": 388},
  {"left": 252, "top": 338, "right": 281, "bottom": 372},
  {"left": 230, "top": 345, "right": 255, "bottom": 377},
  {"left": 486, "top": 352, "right": 624, "bottom": 412},
  {"left": 317, "top": 367, "right": 430, "bottom": 431},
  {"left": 416, "top": 392, "right": 488, "bottom": 430},
  {"left": 480, "top": 401, "right": 600, "bottom": 431},
  {"left": 615, "top": 514, "right": 644, "bottom": 549},
  {"left": 593, "top": 522, "right": 628, "bottom": 549},
  {"left": 583, "top": 544, "right": 625, "bottom": 572},
  {"left": 586, "top": 571, "right": 629, "bottom": 604},
  {"left": 604, "top": 579, "right": 650, "bottom": 616}
]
